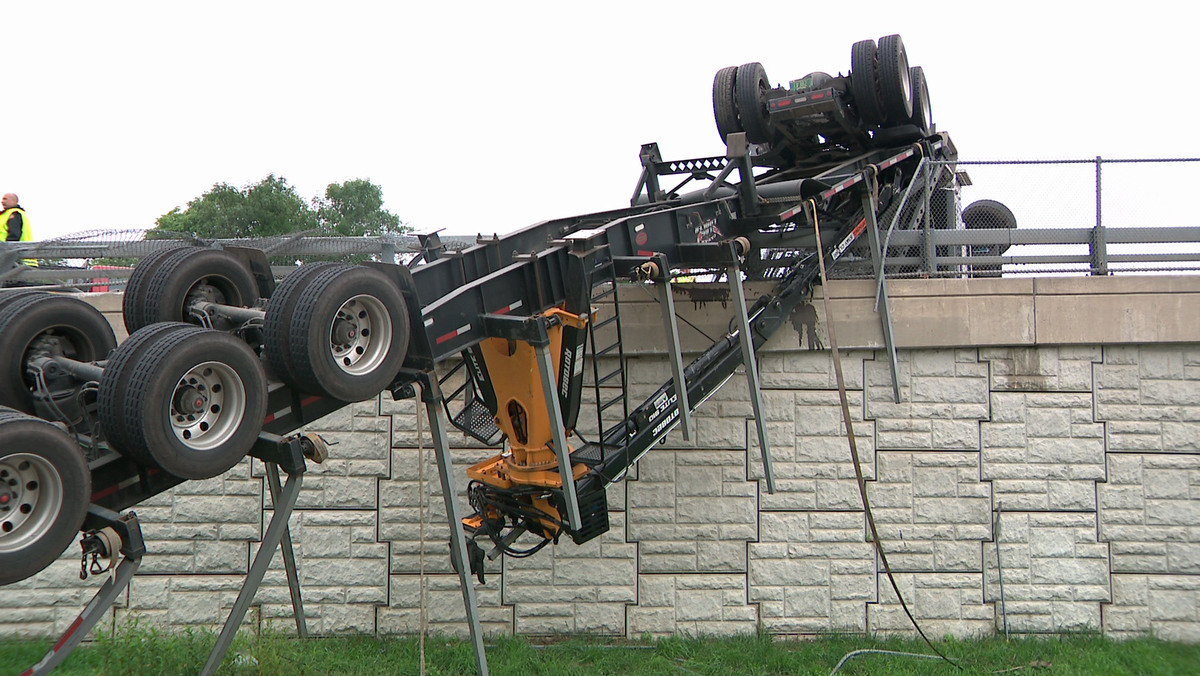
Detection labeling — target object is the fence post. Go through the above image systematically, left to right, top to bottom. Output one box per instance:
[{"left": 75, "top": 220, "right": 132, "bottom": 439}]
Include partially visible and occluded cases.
[
  {"left": 1091, "top": 156, "right": 1109, "bottom": 275},
  {"left": 922, "top": 164, "right": 935, "bottom": 275}
]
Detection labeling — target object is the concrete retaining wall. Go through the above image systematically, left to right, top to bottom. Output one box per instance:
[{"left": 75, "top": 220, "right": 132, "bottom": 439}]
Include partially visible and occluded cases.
[{"left": 2, "top": 276, "right": 1198, "bottom": 641}]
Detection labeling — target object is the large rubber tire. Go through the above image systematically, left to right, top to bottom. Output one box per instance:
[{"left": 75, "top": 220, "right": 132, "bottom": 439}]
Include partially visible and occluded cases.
[
  {"left": 877, "top": 34, "right": 913, "bottom": 124},
  {"left": 850, "top": 39, "right": 885, "bottom": 127},
  {"left": 734, "top": 62, "right": 773, "bottom": 144},
  {"left": 712, "top": 66, "right": 742, "bottom": 144},
  {"left": 908, "top": 66, "right": 932, "bottom": 135},
  {"left": 963, "top": 200, "right": 1018, "bottom": 230},
  {"left": 122, "top": 245, "right": 188, "bottom": 335},
  {"left": 133, "top": 248, "right": 259, "bottom": 332},
  {"left": 262, "top": 262, "right": 342, "bottom": 383},
  {"left": 269, "top": 265, "right": 409, "bottom": 402},
  {"left": 0, "top": 289, "right": 47, "bottom": 315},
  {"left": 0, "top": 295, "right": 117, "bottom": 414},
  {"left": 97, "top": 322, "right": 195, "bottom": 459},
  {"left": 100, "top": 327, "right": 267, "bottom": 479},
  {"left": 0, "top": 407, "right": 91, "bottom": 586}
]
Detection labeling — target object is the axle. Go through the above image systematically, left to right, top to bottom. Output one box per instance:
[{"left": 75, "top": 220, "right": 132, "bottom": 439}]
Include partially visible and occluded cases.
[
  {"left": 190, "top": 300, "right": 266, "bottom": 325},
  {"left": 26, "top": 355, "right": 105, "bottom": 384}
]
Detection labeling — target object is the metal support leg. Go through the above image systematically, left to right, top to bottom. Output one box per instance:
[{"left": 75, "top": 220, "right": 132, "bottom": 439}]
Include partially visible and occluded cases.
[
  {"left": 735, "top": 152, "right": 761, "bottom": 216},
  {"left": 702, "top": 157, "right": 740, "bottom": 200},
  {"left": 921, "top": 166, "right": 935, "bottom": 274},
  {"left": 862, "top": 188, "right": 903, "bottom": 404},
  {"left": 1090, "top": 225, "right": 1109, "bottom": 276},
  {"left": 727, "top": 260, "right": 775, "bottom": 493},
  {"left": 654, "top": 275, "right": 693, "bottom": 441},
  {"left": 534, "top": 342, "right": 583, "bottom": 532},
  {"left": 421, "top": 377, "right": 490, "bottom": 676},
  {"left": 265, "top": 463, "right": 307, "bottom": 638},
  {"left": 200, "top": 465, "right": 303, "bottom": 676},
  {"left": 20, "top": 555, "right": 140, "bottom": 676}
]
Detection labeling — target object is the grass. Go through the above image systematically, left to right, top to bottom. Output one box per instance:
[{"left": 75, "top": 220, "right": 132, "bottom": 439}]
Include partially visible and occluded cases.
[{"left": 2, "top": 629, "right": 1198, "bottom": 676}]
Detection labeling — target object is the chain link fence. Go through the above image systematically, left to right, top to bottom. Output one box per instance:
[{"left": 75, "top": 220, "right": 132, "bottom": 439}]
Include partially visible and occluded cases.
[
  {"left": 839, "top": 157, "right": 1200, "bottom": 280},
  {"left": 4, "top": 158, "right": 1199, "bottom": 290},
  {"left": 0, "top": 230, "right": 480, "bottom": 291}
]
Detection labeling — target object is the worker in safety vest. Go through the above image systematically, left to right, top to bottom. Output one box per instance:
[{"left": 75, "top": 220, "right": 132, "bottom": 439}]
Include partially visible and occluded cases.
[{"left": 0, "top": 193, "right": 37, "bottom": 268}]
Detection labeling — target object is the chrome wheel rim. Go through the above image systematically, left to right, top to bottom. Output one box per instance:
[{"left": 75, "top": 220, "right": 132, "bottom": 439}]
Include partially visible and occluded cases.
[
  {"left": 329, "top": 294, "right": 392, "bottom": 376},
  {"left": 170, "top": 361, "right": 247, "bottom": 451},
  {"left": 0, "top": 453, "right": 64, "bottom": 554}
]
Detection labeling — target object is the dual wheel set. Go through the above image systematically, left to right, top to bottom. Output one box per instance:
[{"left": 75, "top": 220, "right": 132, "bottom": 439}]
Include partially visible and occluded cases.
[
  {"left": 713, "top": 33, "right": 933, "bottom": 146},
  {"left": 0, "top": 250, "right": 412, "bottom": 585}
]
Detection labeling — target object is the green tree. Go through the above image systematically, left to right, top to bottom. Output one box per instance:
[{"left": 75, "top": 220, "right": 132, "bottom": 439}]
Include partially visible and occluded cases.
[
  {"left": 153, "top": 175, "right": 408, "bottom": 240},
  {"left": 154, "top": 175, "right": 319, "bottom": 238},
  {"left": 315, "top": 178, "right": 407, "bottom": 236}
]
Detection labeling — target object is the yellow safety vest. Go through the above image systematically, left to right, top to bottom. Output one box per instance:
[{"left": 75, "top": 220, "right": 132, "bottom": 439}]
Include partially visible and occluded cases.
[{"left": 0, "top": 207, "right": 37, "bottom": 267}]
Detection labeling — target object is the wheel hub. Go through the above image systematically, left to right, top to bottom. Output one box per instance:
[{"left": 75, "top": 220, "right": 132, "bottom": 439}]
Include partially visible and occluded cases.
[
  {"left": 186, "top": 282, "right": 226, "bottom": 307},
  {"left": 328, "top": 295, "right": 392, "bottom": 376},
  {"left": 333, "top": 320, "right": 358, "bottom": 345},
  {"left": 170, "top": 361, "right": 247, "bottom": 451},
  {"left": 174, "top": 386, "right": 208, "bottom": 415},
  {"left": 0, "top": 454, "right": 64, "bottom": 553}
]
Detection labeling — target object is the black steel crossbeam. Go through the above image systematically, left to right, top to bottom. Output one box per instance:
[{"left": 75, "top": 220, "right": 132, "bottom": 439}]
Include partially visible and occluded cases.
[
  {"left": 571, "top": 137, "right": 956, "bottom": 492},
  {"left": 412, "top": 201, "right": 731, "bottom": 363},
  {"left": 407, "top": 204, "right": 663, "bottom": 301},
  {"left": 575, "top": 212, "right": 867, "bottom": 494},
  {"left": 87, "top": 451, "right": 185, "bottom": 515}
]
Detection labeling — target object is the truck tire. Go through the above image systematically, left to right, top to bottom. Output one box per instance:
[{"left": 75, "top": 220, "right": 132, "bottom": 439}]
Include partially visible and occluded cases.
[
  {"left": 877, "top": 34, "right": 913, "bottom": 123},
  {"left": 850, "top": 39, "right": 885, "bottom": 127},
  {"left": 734, "top": 62, "right": 773, "bottom": 144},
  {"left": 712, "top": 66, "right": 742, "bottom": 144},
  {"left": 908, "top": 66, "right": 932, "bottom": 136},
  {"left": 963, "top": 200, "right": 1017, "bottom": 230},
  {"left": 122, "top": 245, "right": 188, "bottom": 335},
  {"left": 135, "top": 248, "right": 259, "bottom": 332},
  {"left": 262, "top": 262, "right": 341, "bottom": 383},
  {"left": 272, "top": 265, "right": 409, "bottom": 402},
  {"left": 0, "top": 289, "right": 47, "bottom": 315},
  {"left": 0, "top": 294, "right": 117, "bottom": 414},
  {"left": 97, "top": 322, "right": 195, "bottom": 460},
  {"left": 100, "top": 327, "right": 267, "bottom": 479},
  {"left": 0, "top": 407, "right": 91, "bottom": 586}
]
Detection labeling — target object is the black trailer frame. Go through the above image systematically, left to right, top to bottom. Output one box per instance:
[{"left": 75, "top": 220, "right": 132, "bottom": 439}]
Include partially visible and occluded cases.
[{"left": 17, "top": 128, "right": 955, "bottom": 676}]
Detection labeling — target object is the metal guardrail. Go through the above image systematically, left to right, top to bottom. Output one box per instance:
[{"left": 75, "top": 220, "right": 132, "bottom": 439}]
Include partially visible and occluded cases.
[
  {"left": 3, "top": 156, "right": 1200, "bottom": 289},
  {"left": 834, "top": 157, "right": 1200, "bottom": 278},
  {"left": 837, "top": 226, "right": 1200, "bottom": 278},
  {"left": 0, "top": 233, "right": 480, "bottom": 289}
]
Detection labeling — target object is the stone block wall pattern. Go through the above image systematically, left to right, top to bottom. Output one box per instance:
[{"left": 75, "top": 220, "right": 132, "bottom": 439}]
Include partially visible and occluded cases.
[{"left": 2, "top": 278, "right": 1198, "bottom": 642}]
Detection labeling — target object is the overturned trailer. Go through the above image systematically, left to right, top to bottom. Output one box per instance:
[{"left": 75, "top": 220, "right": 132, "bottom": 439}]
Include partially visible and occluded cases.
[{"left": 3, "top": 34, "right": 997, "bottom": 676}]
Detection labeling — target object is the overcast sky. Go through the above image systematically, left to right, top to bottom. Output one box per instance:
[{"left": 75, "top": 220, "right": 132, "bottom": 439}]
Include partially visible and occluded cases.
[{"left": 8, "top": 1, "right": 1197, "bottom": 242}]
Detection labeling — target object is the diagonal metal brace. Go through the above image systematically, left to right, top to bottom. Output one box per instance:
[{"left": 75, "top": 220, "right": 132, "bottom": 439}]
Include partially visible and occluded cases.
[
  {"left": 860, "top": 172, "right": 902, "bottom": 403},
  {"left": 724, "top": 241, "right": 775, "bottom": 493},
  {"left": 613, "top": 253, "right": 694, "bottom": 442},
  {"left": 649, "top": 254, "right": 693, "bottom": 441},
  {"left": 418, "top": 374, "right": 490, "bottom": 676},
  {"left": 200, "top": 461, "right": 304, "bottom": 676},
  {"left": 265, "top": 463, "right": 307, "bottom": 638},
  {"left": 20, "top": 513, "right": 144, "bottom": 676}
]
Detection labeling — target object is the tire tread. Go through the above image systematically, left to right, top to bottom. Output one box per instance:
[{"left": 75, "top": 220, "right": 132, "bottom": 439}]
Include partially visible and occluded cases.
[
  {"left": 850, "top": 39, "right": 884, "bottom": 127},
  {"left": 713, "top": 66, "right": 741, "bottom": 144}
]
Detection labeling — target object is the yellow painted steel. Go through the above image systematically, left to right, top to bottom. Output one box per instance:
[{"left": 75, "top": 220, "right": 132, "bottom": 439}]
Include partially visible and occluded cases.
[{"left": 465, "top": 307, "right": 590, "bottom": 534}]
